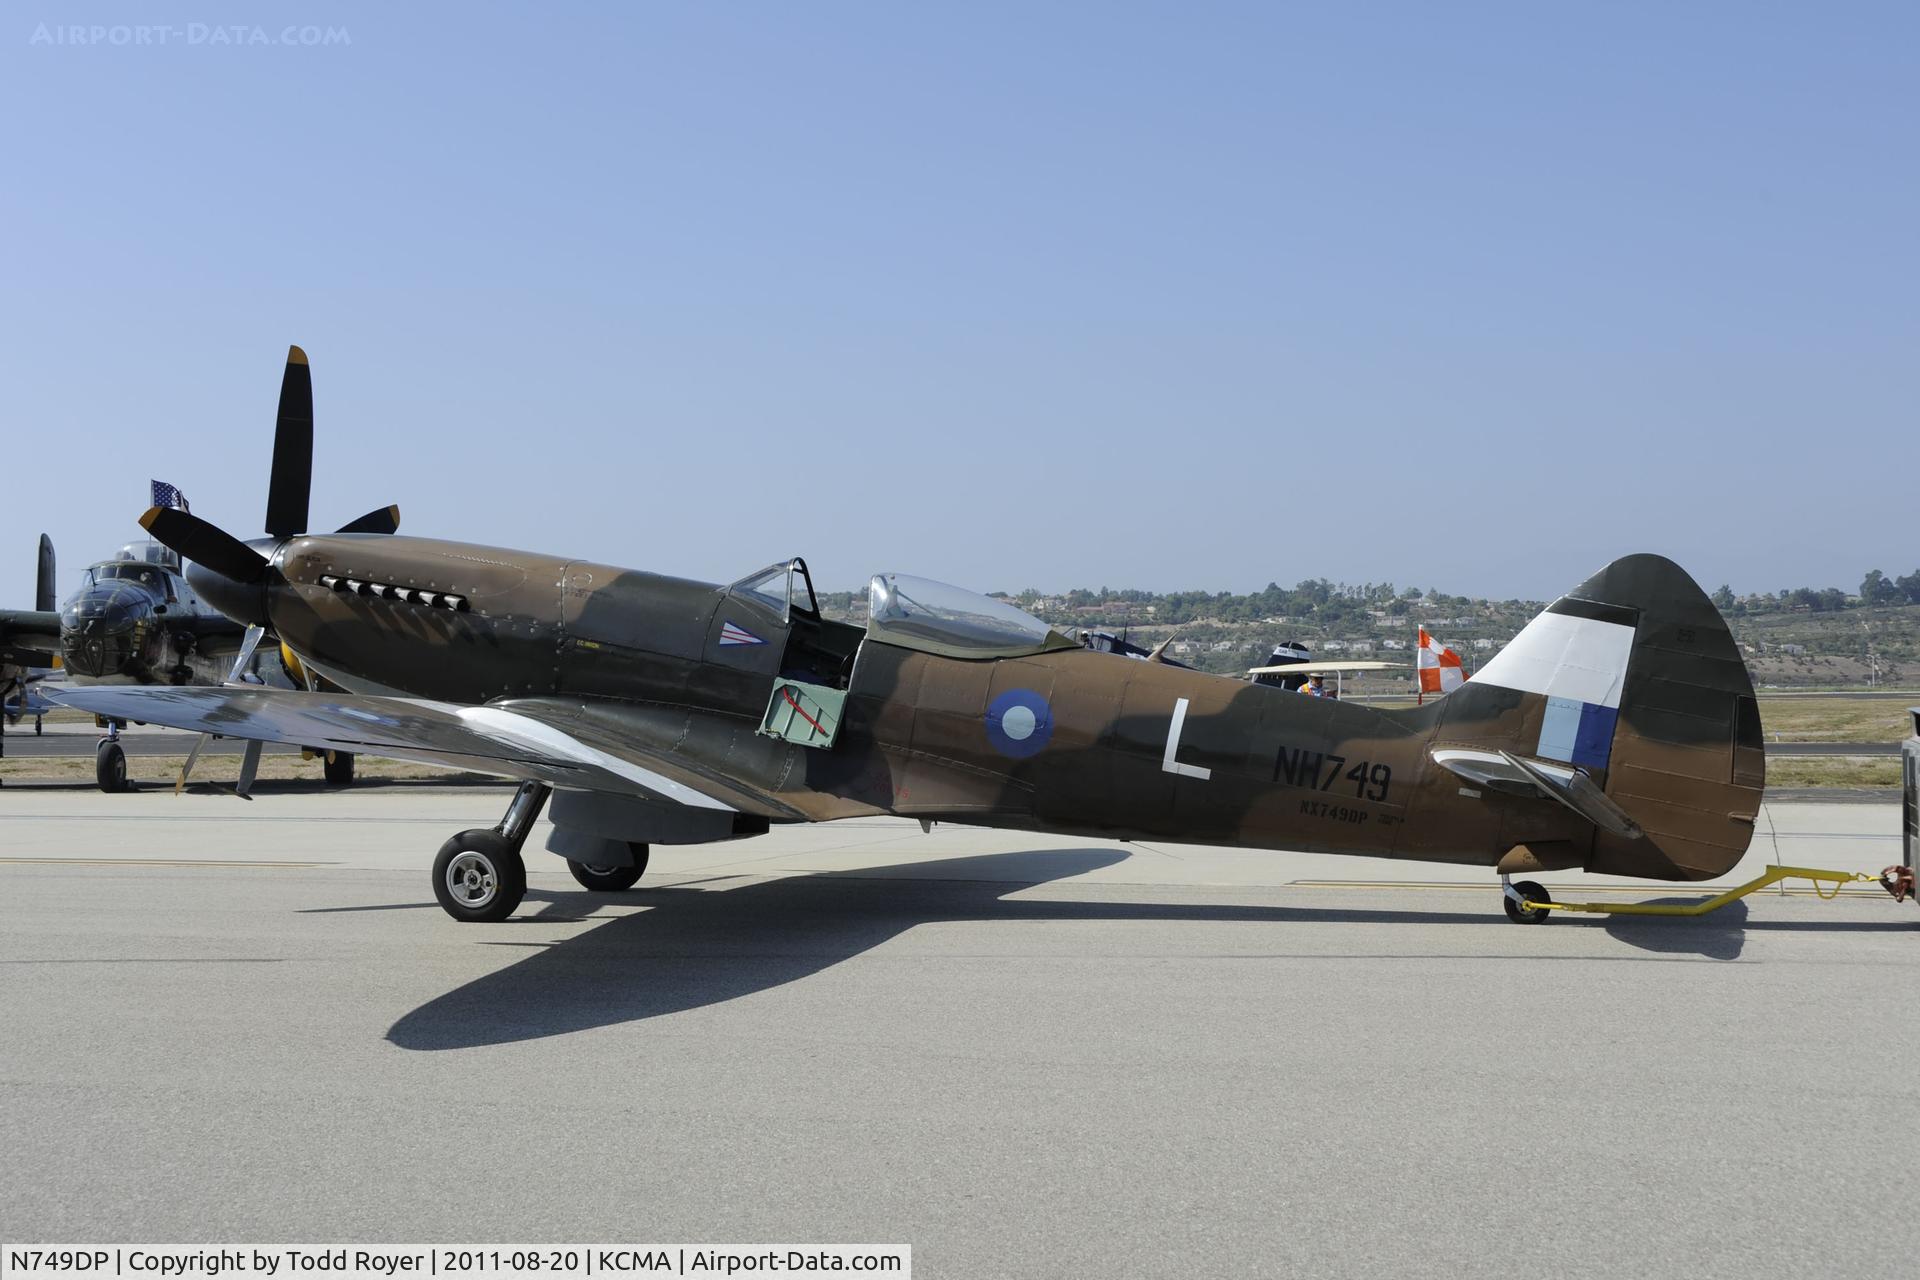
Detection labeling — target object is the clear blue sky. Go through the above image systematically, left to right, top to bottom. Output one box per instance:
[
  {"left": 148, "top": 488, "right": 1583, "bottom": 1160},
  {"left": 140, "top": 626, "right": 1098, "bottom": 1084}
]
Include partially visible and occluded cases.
[{"left": 4, "top": 2, "right": 1914, "bottom": 607}]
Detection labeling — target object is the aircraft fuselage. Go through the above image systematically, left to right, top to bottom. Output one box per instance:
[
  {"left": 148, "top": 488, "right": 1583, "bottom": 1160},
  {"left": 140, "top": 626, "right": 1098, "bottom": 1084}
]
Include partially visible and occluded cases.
[{"left": 240, "top": 533, "right": 1591, "bottom": 869}]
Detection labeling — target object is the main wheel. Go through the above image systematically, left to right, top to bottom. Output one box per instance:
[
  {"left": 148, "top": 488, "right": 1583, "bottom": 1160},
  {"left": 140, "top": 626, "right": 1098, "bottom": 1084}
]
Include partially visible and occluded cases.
[
  {"left": 95, "top": 740, "right": 128, "bottom": 793},
  {"left": 323, "top": 751, "right": 355, "bottom": 786},
  {"left": 432, "top": 829, "right": 526, "bottom": 923},
  {"left": 567, "top": 844, "right": 650, "bottom": 892},
  {"left": 1503, "top": 880, "right": 1553, "bottom": 924}
]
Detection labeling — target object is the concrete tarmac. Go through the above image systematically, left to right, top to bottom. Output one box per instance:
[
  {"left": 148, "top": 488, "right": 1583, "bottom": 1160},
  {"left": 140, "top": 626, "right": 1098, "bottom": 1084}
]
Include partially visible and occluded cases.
[{"left": 1, "top": 789, "right": 1915, "bottom": 1278}]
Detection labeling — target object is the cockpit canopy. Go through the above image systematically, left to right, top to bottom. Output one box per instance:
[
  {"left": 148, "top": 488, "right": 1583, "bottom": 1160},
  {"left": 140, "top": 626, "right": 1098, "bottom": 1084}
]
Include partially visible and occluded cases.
[
  {"left": 114, "top": 540, "right": 181, "bottom": 570},
  {"left": 728, "top": 558, "right": 819, "bottom": 621},
  {"left": 83, "top": 561, "right": 173, "bottom": 593},
  {"left": 866, "top": 574, "right": 1075, "bottom": 660}
]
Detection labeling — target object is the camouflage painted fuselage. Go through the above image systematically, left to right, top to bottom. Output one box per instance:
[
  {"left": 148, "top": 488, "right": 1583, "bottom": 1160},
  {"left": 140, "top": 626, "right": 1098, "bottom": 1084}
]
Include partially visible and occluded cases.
[{"left": 225, "top": 536, "right": 1762, "bottom": 883}]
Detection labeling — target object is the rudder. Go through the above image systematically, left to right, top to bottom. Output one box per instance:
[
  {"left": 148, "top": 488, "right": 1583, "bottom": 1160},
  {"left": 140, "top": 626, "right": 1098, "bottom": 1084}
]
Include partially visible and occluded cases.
[{"left": 1437, "top": 554, "right": 1763, "bottom": 880}]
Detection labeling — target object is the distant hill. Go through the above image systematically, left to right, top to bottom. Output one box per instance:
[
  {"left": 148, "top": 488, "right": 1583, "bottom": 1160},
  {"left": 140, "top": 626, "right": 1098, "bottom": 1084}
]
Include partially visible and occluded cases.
[{"left": 819, "top": 572, "right": 1920, "bottom": 689}]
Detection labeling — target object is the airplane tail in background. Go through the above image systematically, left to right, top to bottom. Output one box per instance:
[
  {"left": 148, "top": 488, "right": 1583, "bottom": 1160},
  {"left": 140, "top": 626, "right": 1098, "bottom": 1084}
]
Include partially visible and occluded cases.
[
  {"left": 35, "top": 534, "right": 55, "bottom": 612},
  {"left": 1416, "top": 554, "right": 1763, "bottom": 881}
]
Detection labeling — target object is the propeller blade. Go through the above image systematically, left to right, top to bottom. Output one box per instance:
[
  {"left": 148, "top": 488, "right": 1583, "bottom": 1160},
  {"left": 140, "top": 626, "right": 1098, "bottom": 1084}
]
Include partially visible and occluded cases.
[
  {"left": 264, "top": 345, "right": 313, "bottom": 537},
  {"left": 335, "top": 504, "right": 401, "bottom": 535},
  {"left": 140, "top": 507, "right": 269, "bottom": 585},
  {"left": 35, "top": 534, "right": 55, "bottom": 612},
  {"left": 227, "top": 624, "right": 267, "bottom": 683}
]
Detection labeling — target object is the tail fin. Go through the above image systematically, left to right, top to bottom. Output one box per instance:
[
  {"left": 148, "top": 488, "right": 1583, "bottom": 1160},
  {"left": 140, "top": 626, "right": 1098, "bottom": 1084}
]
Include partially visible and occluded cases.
[
  {"left": 35, "top": 534, "right": 55, "bottom": 612},
  {"left": 1431, "top": 554, "right": 1762, "bottom": 881}
]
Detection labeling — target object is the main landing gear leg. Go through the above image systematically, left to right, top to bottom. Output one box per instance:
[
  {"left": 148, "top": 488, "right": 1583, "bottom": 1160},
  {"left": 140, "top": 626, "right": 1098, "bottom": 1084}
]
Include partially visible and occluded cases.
[{"left": 431, "top": 781, "right": 551, "bottom": 923}]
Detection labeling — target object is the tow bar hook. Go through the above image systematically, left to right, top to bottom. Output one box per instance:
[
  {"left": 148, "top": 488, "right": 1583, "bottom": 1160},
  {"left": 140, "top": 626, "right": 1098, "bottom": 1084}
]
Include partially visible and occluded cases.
[{"left": 1878, "top": 866, "right": 1915, "bottom": 903}]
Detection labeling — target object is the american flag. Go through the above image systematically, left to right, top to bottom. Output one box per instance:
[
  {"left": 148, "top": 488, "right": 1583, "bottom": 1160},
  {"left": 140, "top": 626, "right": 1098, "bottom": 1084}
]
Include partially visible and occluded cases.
[{"left": 150, "top": 480, "right": 189, "bottom": 512}]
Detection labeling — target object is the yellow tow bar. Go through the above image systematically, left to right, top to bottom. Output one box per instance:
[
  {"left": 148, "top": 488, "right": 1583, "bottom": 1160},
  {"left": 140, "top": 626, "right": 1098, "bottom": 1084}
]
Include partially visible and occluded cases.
[{"left": 1528, "top": 865, "right": 1874, "bottom": 918}]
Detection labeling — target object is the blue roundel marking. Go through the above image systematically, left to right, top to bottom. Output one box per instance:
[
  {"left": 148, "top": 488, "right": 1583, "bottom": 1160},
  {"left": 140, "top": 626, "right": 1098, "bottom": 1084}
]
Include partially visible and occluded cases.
[{"left": 986, "top": 688, "right": 1054, "bottom": 759}]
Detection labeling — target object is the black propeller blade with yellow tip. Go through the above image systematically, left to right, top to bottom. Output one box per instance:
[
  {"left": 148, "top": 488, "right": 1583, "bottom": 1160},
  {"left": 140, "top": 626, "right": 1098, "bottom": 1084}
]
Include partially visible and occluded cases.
[
  {"left": 140, "top": 345, "right": 402, "bottom": 584},
  {"left": 265, "top": 346, "right": 314, "bottom": 538},
  {"left": 335, "top": 504, "right": 402, "bottom": 535},
  {"left": 140, "top": 506, "right": 269, "bottom": 586}
]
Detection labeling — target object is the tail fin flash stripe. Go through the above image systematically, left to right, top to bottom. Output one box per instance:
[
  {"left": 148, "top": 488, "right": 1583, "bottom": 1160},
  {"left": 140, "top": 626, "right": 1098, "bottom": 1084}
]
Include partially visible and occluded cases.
[
  {"left": 1475, "top": 611, "right": 1634, "bottom": 709},
  {"left": 1538, "top": 697, "right": 1619, "bottom": 769}
]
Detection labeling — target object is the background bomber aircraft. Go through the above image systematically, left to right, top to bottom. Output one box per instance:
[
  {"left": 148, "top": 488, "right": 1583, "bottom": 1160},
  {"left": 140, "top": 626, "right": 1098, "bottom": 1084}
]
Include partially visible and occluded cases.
[
  {"left": 56, "top": 348, "right": 1766, "bottom": 924},
  {"left": 0, "top": 352, "right": 399, "bottom": 790}
]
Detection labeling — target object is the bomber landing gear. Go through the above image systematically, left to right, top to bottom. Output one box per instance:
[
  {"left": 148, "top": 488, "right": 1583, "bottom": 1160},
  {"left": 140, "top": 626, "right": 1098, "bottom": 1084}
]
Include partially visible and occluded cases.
[
  {"left": 96, "top": 723, "right": 129, "bottom": 793},
  {"left": 323, "top": 750, "right": 355, "bottom": 786},
  {"left": 432, "top": 781, "right": 550, "bottom": 923},
  {"left": 567, "top": 845, "right": 650, "bottom": 892},
  {"left": 1502, "top": 876, "right": 1553, "bottom": 924}
]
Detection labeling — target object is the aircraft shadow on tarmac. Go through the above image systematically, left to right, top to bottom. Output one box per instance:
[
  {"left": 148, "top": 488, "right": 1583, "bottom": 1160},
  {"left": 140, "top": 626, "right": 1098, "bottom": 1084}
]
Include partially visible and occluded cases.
[
  {"left": 386, "top": 848, "right": 1504, "bottom": 1050},
  {"left": 379, "top": 850, "right": 1914, "bottom": 1050},
  {"left": 1598, "top": 896, "right": 1916, "bottom": 960},
  {"left": 1601, "top": 900, "right": 1754, "bottom": 961}
]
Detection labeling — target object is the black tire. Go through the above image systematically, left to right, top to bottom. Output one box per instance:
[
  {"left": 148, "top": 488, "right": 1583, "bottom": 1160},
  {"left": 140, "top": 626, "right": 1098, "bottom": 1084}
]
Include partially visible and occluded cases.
[
  {"left": 35, "top": 717, "right": 43, "bottom": 736},
  {"left": 95, "top": 741, "right": 128, "bottom": 793},
  {"left": 323, "top": 751, "right": 355, "bottom": 786},
  {"left": 431, "top": 829, "right": 526, "bottom": 923},
  {"left": 567, "top": 844, "right": 649, "bottom": 892},
  {"left": 1503, "top": 880, "right": 1553, "bottom": 924}
]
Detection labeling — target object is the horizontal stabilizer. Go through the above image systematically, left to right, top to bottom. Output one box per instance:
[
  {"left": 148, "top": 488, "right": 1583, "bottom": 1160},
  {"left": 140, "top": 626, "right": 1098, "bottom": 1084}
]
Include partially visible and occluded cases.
[{"left": 1432, "top": 747, "right": 1644, "bottom": 839}]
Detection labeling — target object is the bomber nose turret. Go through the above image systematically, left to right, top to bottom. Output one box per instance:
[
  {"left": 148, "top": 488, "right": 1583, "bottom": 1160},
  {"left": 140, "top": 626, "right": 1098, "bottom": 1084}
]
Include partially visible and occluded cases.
[{"left": 60, "top": 583, "right": 159, "bottom": 679}]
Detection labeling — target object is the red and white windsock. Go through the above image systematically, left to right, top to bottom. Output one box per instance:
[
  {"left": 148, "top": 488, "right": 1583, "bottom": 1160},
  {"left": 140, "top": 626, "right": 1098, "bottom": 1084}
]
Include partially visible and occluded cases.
[{"left": 1417, "top": 626, "right": 1466, "bottom": 696}]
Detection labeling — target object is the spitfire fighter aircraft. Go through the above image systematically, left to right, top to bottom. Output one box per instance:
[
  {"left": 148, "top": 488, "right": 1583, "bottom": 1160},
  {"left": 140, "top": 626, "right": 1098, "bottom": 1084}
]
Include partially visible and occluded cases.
[
  {"left": 57, "top": 354, "right": 1764, "bottom": 924},
  {"left": 1, "top": 356, "right": 398, "bottom": 790}
]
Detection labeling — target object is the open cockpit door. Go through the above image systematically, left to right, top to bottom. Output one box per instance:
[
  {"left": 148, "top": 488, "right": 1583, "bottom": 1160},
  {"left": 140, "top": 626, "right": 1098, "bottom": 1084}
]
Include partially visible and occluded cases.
[{"left": 725, "top": 557, "right": 863, "bottom": 750}]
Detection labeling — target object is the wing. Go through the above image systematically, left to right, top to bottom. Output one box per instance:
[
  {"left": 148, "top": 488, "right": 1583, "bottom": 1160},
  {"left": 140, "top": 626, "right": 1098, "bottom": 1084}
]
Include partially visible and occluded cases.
[
  {"left": 0, "top": 609, "right": 61, "bottom": 667},
  {"left": 46, "top": 684, "right": 792, "bottom": 816}
]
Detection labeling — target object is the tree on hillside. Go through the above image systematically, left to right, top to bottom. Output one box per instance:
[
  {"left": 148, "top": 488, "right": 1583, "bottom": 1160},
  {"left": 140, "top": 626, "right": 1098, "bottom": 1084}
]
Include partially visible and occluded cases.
[
  {"left": 1861, "top": 570, "right": 1900, "bottom": 606},
  {"left": 1711, "top": 584, "right": 1735, "bottom": 610}
]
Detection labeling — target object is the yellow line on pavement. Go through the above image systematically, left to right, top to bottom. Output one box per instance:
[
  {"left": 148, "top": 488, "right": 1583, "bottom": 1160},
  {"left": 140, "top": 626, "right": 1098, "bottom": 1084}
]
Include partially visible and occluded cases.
[{"left": 1288, "top": 879, "right": 1887, "bottom": 898}]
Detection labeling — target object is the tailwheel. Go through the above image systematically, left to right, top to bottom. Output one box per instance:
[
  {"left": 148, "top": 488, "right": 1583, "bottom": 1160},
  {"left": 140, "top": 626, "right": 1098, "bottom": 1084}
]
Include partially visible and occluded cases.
[
  {"left": 95, "top": 740, "right": 129, "bottom": 793},
  {"left": 323, "top": 750, "right": 355, "bottom": 786},
  {"left": 432, "top": 829, "right": 526, "bottom": 923},
  {"left": 567, "top": 844, "right": 650, "bottom": 892},
  {"left": 1502, "top": 879, "right": 1553, "bottom": 925}
]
